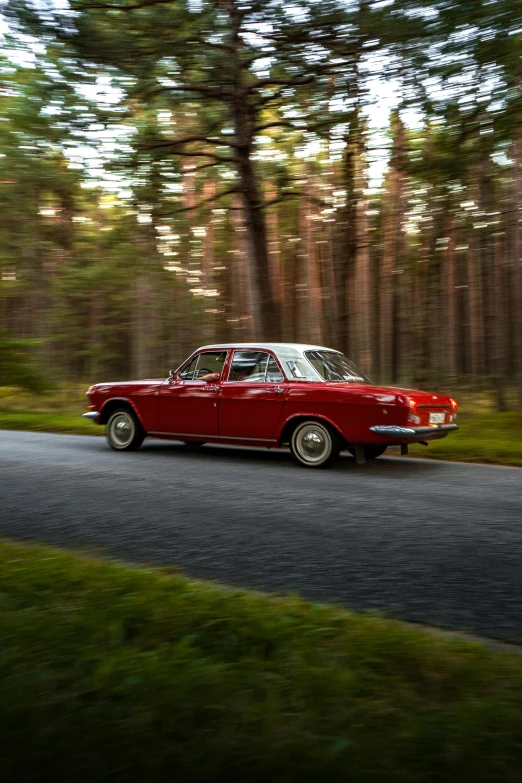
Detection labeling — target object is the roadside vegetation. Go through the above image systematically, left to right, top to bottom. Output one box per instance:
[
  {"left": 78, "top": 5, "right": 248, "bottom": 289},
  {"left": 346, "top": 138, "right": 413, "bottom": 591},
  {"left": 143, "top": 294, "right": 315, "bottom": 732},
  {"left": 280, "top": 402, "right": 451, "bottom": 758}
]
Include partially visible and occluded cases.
[
  {"left": 3, "top": 0, "right": 522, "bottom": 418},
  {"left": 0, "top": 330, "right": 51, "bottom": 394},
  {"left": 0, "top": 385, "right": 98, "bottom": 436},
  {"left": 1, "top": 385, "right": 521, "bottom": 466},
  {"left": 409, "top": 406, "right": 522, "bottom": 467},
  {"left": 2, "top": 536, "right": 522, "bottom": 782}
]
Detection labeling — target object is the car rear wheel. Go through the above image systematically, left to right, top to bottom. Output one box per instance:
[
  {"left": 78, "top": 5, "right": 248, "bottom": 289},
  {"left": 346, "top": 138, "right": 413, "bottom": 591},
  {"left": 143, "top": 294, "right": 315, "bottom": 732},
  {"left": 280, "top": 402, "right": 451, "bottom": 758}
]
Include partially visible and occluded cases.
[
  {"left": 106, "top": 408, "right": 145, "bottom": 451},
  {"left": 290, "top": 421, "right": 339, "bottom": 468},
  {"left": 348, "top": 445, "right": 387, "bottom": 460}
]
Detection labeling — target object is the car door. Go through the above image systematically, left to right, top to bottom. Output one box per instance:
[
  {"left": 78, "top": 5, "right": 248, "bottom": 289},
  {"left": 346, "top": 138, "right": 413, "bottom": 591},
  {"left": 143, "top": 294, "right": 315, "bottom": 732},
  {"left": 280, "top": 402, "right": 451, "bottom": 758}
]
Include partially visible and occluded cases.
[
  {"left": 157, "top": 350, "right": 228, "bottom": 436},
  {"left": 219, "top": 350, "right": 287, "bottom": 440}
]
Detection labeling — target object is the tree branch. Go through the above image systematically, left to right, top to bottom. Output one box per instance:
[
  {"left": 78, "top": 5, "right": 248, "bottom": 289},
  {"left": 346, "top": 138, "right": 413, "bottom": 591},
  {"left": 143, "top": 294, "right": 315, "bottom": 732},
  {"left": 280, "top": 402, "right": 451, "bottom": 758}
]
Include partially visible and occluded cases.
[
  {"left": 77, "top": 0, "right": 183, "bottom": 11},
  {"left": 248, "top": 75, "right": 314, "bottom": 92},
  {"left": 153, "top": 84, "right": 234, "bottom": 99},
  {"left": 253, "top": 88, "right": 288, "bottom": 108},
  {"left": 254, "top": 116, "right": 342, "bottom": 136},
  {"left": 254, "top": 120, "right": 299, "bottom": 134},
  {"left": 142, "top": 134, "right": 240, "bottom": 157},
  {"left": 165, "top": 134, "right": 238, "bottom": 149},
  {"left": 143, "top": 143, "right": 237, "bottom": 163},
  {"left": 174, "top": 151, "right": 237, "bottom": 163},
  {"left": 188, "top": 161, "right": 229, "bottom": 173},
  {"left": 168, "top": 186, "right": 240, "bottom": 213},
  {"left": 258, "top": 191, "right": 324, "bottom": 211}
]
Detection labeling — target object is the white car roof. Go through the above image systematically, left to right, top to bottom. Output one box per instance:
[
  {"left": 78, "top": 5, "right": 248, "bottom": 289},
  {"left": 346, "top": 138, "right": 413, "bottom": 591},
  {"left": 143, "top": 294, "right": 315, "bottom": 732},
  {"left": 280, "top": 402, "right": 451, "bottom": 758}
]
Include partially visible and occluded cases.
[{"left": 199, "top": 343, "right": 340, "bottom": 360}]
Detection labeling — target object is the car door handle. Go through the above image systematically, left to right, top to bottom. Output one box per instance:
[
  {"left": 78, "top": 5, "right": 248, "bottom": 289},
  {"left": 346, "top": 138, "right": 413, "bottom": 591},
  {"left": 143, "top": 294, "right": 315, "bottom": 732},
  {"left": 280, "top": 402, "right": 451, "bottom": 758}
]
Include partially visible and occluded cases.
[
  {"left": 205, "top": 385, "right": 220, "bottom": 391},
  {"left": 275, "top": 388, "right": 285, "bottom": 394}
]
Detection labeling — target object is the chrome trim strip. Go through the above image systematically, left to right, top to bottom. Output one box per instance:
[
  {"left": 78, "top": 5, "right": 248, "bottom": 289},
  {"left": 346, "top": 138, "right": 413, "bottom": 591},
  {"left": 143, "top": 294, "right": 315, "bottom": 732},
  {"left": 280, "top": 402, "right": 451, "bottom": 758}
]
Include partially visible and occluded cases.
[
  {"left": 262, "top": 353, "right": 269, "bottom": 383},
  {"left": 83, "top": 412, "right": 100, "bottom": 421},
  {"left": 370, "top": 424, "right": 458, "bottom": 439},
  {"left": 149, "top": 432, "right": 277, "bottom": 443}
]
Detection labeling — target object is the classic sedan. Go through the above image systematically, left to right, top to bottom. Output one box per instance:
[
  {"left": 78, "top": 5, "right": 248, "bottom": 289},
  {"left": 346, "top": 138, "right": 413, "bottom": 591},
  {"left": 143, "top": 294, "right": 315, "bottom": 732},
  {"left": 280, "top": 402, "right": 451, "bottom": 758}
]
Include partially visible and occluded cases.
[{"left": 84, "top": 343, "right": 458, "bottom": 468}]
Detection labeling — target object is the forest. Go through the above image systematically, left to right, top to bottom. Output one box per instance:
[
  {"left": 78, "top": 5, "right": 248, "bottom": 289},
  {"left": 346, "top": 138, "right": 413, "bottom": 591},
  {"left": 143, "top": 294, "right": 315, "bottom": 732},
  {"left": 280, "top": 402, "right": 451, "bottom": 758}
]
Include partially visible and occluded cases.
[{"left": 1, "top": 0, "right": 521, "bottom": 410}]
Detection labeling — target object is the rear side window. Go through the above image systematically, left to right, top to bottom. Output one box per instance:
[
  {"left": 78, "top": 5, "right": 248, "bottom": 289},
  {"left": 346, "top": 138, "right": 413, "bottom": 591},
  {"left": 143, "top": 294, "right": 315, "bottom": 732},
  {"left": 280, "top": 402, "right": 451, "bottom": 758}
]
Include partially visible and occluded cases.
[
  {"left": 228, "top": 351, "right": 283, "bottom": 383},
  {"left": 266, "top": 356, "right": 284, "bottom": 383},
  {"left": 286, "top": 359, "right": 317, "bottom": 380}
]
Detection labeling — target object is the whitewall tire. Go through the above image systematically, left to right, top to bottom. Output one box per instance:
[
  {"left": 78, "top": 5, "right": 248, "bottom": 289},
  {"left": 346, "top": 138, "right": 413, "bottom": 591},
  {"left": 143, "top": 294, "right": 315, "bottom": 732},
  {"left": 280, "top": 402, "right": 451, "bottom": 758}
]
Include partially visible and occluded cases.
[
  {"left": 106, "top": 408, "right": 145, "bottom": 452},
  {"left": 290, "top": 420, "right": 339, "bottom": 468}
]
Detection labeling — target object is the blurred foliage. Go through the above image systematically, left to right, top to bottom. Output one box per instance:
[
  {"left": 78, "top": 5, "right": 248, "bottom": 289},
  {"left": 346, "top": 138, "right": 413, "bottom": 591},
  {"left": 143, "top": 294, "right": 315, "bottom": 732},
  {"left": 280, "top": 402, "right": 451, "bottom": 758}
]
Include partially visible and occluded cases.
[
  {"left": 0, "top": 1, "right": 521, "bottom": 407},
  {"left": 0, "top": 330, "right": 51, "bottom": 392}
]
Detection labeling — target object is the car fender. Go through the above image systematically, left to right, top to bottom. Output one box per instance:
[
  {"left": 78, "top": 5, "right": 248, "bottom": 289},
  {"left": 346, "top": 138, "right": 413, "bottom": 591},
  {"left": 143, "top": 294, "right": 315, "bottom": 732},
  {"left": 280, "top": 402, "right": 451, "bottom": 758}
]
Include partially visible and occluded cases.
[
  {"left": 99, "top": 397, "right": 146, "bottom": 430},
  {"left": 276, "top": 412, "right": 344, "bottom": 446}
]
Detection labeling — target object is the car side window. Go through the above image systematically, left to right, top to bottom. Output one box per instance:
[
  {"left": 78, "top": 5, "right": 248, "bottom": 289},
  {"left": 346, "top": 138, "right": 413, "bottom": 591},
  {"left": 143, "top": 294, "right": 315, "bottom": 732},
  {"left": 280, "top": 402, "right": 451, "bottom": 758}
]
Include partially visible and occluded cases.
[
  {"left": 179, "top": 351, "right": 227, "bottom": 380},
  {"left": 228, "top": 351, "right": 274, "bottom": 382},
  {"left": 178, "top": 356, "right": 198, "bottom": 380},
  {"left": 266, "top": 356, "right": 284, "bottom": 383}
]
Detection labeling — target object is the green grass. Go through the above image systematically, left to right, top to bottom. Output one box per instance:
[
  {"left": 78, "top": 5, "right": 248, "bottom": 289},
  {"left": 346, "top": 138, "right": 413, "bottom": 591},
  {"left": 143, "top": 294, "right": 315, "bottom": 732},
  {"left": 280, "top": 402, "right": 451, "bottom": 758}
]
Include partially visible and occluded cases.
[
  {"left": 0, "top": 385, "right": 101, "bottom": 435},
  {"left": 0, "top": 386, "right": 521, "bottom": 465},
  {"left": 0, "top": 410, "right": 99, "bottom": 435},
  {"left": 410, "top": 410, "right": 522, "bottom": 467},
  {"left": 2, "top": 537, "right": 522, "bottom": 782}
]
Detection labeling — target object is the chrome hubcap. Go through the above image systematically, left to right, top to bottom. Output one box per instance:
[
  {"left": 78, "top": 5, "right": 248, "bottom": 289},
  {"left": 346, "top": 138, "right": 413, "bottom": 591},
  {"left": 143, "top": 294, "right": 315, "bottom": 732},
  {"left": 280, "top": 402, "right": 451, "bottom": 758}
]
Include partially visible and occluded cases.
[
  {"left": 109, "top": 413, "right": 134, "bottom": 448},
  {"left": 295, "top": 424, "right": 330, "bottom": 464}
]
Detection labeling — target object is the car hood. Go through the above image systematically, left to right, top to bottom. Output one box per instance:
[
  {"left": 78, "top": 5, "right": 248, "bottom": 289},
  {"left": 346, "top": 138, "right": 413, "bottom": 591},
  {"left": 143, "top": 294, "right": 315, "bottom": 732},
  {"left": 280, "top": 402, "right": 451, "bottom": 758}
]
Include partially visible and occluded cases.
[{"left": 89, "top": 379, "right": 166, "bottom": 394}]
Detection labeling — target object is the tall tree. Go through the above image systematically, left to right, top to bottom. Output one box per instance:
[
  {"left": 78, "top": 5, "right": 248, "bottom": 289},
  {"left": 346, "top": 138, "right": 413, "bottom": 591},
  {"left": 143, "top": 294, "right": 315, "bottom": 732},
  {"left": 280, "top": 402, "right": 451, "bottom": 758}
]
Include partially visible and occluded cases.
[
  {"left": 12, "top": 0, "right": 344, "bottom": 338},
  {"left": 379, "top": 111, "right": 408, "bottom": 384}
]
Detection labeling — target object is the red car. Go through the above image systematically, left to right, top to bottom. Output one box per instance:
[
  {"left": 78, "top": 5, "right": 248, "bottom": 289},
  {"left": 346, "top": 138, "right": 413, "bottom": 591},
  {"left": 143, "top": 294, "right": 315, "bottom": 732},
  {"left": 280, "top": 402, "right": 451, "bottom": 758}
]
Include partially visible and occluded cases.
[{"left": 84, "top": 343, "right": 458, "bottom": 468}]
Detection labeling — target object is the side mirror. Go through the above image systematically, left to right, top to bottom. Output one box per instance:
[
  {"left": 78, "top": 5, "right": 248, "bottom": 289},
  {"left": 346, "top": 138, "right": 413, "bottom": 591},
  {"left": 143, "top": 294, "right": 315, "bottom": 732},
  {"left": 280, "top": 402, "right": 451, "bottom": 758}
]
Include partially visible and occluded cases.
[{"left": 168, "top": 370, "right": 176, "bottom": 384}]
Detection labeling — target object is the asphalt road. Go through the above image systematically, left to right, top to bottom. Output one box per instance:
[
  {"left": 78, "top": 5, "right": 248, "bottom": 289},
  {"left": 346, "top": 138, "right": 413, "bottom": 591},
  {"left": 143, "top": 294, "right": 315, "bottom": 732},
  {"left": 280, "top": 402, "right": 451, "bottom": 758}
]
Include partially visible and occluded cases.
[{"left": 1, "top": 429, "right": 522, "bottom": 641}]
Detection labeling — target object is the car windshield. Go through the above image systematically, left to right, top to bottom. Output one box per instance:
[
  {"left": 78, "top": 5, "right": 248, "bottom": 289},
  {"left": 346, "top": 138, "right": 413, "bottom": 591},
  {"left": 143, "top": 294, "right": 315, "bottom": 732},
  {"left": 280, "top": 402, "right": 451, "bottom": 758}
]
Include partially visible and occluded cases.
[{"left": 304, "top": 351, "right": 371, "bottom": 383}]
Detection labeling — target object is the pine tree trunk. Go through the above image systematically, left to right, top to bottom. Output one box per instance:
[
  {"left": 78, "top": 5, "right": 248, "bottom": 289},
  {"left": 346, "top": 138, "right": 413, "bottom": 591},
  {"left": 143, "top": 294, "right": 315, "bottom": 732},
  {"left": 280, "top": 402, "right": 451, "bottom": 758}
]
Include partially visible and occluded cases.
[
  {"left": 223, "top": 3, "right": 281, "bottom": 340},
  {"left": 335, "top": 112, "right": 360, "bottom": 356},
  {"left": 380, "top": 113, "right": 408, "bottom": 384},
  {"left": 512, "top": 139, "right": 522, "bottom": 408},
  {"left": 235, "top": 152, "right": 279, "bottom": 339},
  {"left": 478, "top": 155, "right": 506, "bottom": 410},
  {"left": 353, "top": 163, "right": 372, "bottom": 374},
  {"left": 298, "top": 178, "right": 323, "bottom": 343},
  {"left": 201, "top": 180, "right": 216, "bottom": 345},
  {"left": 265, "top": 187, "right": 284, "bottom": 319},
  {"left": 297, "top": 191, "right": 312, "bottom": 342},
  {"left": 231, "top": 201, "right": 255, "bottom": 342},
  {"left": 441, "top": 213, "right": 458, "bottom": 380},
  {"left": 467, "top": 224, "right": 486, "bottom": 378},
  {"left": 493, "top": 231, "right": 507, "bottom": 411}
]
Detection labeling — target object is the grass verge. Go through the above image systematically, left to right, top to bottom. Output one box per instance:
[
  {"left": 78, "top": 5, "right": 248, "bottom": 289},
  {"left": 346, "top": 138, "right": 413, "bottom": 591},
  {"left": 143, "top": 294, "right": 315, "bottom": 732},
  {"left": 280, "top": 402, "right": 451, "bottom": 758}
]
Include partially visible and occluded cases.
[
  {"left": 0, "top": 385, "right": 100, "bottom": 436},
  {"left": 0, "top": 410, "right": 99, "bottom": 435},
  {"left": 409, "top": 410, "right": 522, "bottom": 466},
  {"left": 2, "top": 538, "right": 522, "bottom": 782}
]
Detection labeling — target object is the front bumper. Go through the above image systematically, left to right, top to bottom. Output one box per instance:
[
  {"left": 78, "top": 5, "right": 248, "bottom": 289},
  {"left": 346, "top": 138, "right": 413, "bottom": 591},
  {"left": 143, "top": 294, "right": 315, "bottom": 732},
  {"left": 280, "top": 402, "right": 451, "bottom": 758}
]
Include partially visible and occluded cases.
[
  {"left": 83, "top": 411, "right": 100, "bottom": 422},
  {"left": 370, "top": 423, "right": 458, "bottom": 441}
]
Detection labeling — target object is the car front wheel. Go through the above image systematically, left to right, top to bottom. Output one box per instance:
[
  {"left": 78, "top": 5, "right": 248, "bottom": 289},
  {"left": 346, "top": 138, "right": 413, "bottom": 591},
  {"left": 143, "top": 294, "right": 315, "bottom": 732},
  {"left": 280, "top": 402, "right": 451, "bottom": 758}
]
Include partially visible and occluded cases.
[
  {"left": 106, "top": 409, "right": 145, "bottom": 451},
  {"left": 290, "top": 421, "right": 339, "bottom": 468}
]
